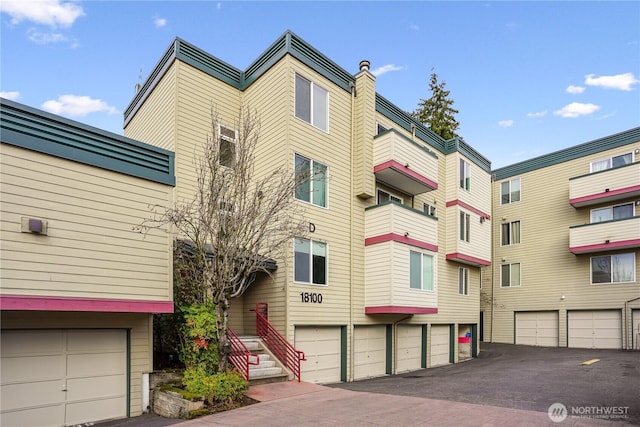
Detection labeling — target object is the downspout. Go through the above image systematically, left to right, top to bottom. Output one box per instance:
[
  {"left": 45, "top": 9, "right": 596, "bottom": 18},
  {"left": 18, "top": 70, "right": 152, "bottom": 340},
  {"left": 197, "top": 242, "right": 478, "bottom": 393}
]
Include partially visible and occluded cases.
[
  {"left": 349, "top": 80, "right": 356, "bottom": 382},
  {"left": 393, "top": 315, "right": 413, "bottom": 374}
]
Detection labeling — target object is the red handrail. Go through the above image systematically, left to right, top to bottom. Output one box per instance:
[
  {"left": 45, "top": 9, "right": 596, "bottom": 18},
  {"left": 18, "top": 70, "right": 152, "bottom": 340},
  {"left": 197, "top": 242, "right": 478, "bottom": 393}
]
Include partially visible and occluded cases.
[
  {"left": 255, "top": 303, "right": 306, "bottom": 382},
  {"left": 227, "top": 327, "right": 259, "bottom": 381}
]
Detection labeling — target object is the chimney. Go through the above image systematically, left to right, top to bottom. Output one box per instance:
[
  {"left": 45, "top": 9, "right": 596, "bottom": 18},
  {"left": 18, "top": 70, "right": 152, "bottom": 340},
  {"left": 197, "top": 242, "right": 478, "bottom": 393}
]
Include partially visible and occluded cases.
[{"left": 359, "top": 60, "right": 370, "bottom": 72}]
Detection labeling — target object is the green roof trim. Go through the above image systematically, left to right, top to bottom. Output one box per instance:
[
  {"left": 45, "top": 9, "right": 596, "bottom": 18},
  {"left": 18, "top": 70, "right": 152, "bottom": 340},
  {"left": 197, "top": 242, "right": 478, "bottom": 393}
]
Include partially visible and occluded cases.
[
  {"left": 1, "top": 98, "right": 175, "bottom": 186},
  {"left": 493, "top": 127, "right": 640, "bottom": 180},
  {"left": 445, "top": 137, "right": 492, "bottom": 173}
]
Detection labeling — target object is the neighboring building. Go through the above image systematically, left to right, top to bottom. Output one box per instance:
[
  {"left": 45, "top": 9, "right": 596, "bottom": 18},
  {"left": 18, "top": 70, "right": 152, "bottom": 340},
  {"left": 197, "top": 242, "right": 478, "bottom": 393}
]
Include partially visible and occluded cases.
[
  {"left": 123, "top": 31, "right": 492, "bottom": 384},
  {"left": 0, "top": 99, "right": 175, "bottom": 425},
  {"left": 482, "top": 127, "right": 640, "bottom": 350}
]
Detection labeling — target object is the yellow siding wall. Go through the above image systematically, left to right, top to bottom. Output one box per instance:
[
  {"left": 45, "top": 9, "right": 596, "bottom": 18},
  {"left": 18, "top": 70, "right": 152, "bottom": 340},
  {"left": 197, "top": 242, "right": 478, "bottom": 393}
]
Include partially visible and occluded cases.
[
  {"left": 0, "top": 145, "right": 172, "bottom": 302},
  {"left": 0, "top": 311, "right": 152, "bottom": 417}
]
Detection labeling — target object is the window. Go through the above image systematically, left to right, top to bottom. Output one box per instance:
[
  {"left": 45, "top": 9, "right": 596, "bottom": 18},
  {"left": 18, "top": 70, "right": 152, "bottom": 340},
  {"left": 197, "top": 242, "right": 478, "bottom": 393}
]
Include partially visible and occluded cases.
[
  {"left": 295, "top": 74, "right": 328, "bottom": 131},
  {"left": 218, "top": 125, "right": 237, "bottom": 168},
  {"left": 590, "top": 152, "right": 633, "bottom": 172},
  {"left": 295, "top": 154, "right": 327, "bottom": 208},
  {"left": 459, "top": 159, "right": 471, "bottom": 190},
  {"left": 500, "top": 178, "right": 521, "bottom": 205},
  {"left": 377, "top": 189, "right": 403, "bottom": 205},
  {"left": 423, "top": 202, "right": 436, "bottom": 217},
  {"left": 591, "top": 203, "right": 634, "bottom": 223},
  {"left": 459, "top": 211, "right": 470, "bottom": 242},
  {"left": 501, "top": 221, "right": 521, "bottom": 246},
  {"left": 294, "top": 238, "right": 327, "bottom": 285},
  {"left": 410, "top": 251, "right": 434, "bottom": 291},
  {"left": 591, "top": 253, "right": 635, "bottom": 284},
  {"left": 501, "top": 263, "right": 521, "bottom": 287},
  {"left": 458, "top": 267, "right": 469, "bottom": 295}
]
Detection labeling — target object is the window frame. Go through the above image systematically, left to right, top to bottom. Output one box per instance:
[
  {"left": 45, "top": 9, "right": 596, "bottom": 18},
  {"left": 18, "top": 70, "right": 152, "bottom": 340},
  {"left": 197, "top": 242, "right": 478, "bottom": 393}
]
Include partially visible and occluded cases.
[
  {"left": 295, "top": 73, "right": 329, "bottom": 132},
  {"left": 218, "top": 124, "right": 237, "bottom": 168},
  {"left": 590, "top": 152, "right": 633, "bottom": 172},
  {"left": 294, "top": 154, "right": 328, "bottom": 208},
  {"left": 459, "top": 159, "right": 471, "bottom": 190},
  {"left": 500, "top": 177, "right": 521, "bottom": 205},
  {"left": 377, "top": 188, "right": 404, "bottom": 205},
  {"left": 423, "top": 202, "right": 437, "bottom": 217},
  {"left": 590, "top": 203, "right": 634, "bottom": 223},
  {"left": 459, "top": 211, "right": 471, "bottom": 242},
  {"left": 501, "top": 220, "right": 521, "bottom": 246},
  {"left": 294, "top": 237, "right": 328, "bottom": 286},
  {"left": 409, "top": 250, "right": 435, "bottom": 292},
  {"left": 590, "top": 253, "right": 635, "bottom": 284},
  {"left": 500, "top": 262, "right": 521, "bottom": 288},
  {"left": 458, "top": 267, "right": 469, "bottom": 296}
]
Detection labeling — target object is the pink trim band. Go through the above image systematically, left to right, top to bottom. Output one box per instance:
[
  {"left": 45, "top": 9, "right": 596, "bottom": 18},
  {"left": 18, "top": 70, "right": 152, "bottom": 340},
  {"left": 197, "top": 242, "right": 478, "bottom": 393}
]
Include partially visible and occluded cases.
[
  {"left": 374, "top": 160, "right": 438, "bottom": 190},
  {"left": 569, "top": 184, "right": 640, "bottom": 206},
  {"left": 446, "top": 200, "right": 491, "bottom": 220},
  {"left": 365, "top": 233, "right": 438, "bottom": 252},
  {"left": 569, "top": 239, "right": 640, "bottom": 254},
  {"left": 446, "top": 253, "right": 491, "bottom": 266},
  {"left": 0, "top": 294, "right": 174, "bottom": 313},
  {"left": 365, "top": 306, "right": 438, "bottom": 315}
]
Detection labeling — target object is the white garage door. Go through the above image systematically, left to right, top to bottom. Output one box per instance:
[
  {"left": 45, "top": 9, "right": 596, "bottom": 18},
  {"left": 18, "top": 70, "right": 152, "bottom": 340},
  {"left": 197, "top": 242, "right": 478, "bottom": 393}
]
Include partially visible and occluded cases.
[
  {"left": 568, "top": 310, "right": 622, "bottom": 349},
  {"left": 515, "top": 311, "right": 559, "bottom": 347},
  {"left": 396, "top": 325, "right": 422, "bottom": 373},
  {"left": 430, "top": 325, "right": 450, "bottom": 367},
  {"left": 295, "top": 326, "right": 341, "bottom": 384},
  {"left": 353, "top": 326, "right": 387, "bottom": 380},
  {"left": 1, "top": 329, "right": 127, "bottom": 427}
]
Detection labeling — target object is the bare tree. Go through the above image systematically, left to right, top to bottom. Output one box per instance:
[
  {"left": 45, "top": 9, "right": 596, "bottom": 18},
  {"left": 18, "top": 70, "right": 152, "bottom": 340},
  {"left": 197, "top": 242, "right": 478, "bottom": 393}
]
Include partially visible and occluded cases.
[{"left": 140, "top": 105, "right": 310, "bottom": 372}]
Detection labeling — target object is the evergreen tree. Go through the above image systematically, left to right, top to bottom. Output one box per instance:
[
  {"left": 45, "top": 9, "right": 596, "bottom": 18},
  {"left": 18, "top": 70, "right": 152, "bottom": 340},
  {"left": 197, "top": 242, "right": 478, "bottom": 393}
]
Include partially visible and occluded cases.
[{"left": 413, "top": 70, "right": 461, "bottom": 140}]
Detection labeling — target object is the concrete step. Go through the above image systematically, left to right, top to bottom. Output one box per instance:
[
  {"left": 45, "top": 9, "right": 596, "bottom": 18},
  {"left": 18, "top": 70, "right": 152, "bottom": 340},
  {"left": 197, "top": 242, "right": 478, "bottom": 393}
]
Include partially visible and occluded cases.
[
  {"left": 250, "top": 360, "right": 276, "bottom": 370},
  {"left": 249, "top": 366, "right": 283, "bottom": 378}
]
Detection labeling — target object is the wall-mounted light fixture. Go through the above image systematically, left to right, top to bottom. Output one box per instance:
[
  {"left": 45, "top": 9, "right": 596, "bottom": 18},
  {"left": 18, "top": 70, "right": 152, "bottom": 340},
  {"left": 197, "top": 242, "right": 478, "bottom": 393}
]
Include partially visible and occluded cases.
[{"left": 309, "top": 223, "right": 316, "bottom": 233}]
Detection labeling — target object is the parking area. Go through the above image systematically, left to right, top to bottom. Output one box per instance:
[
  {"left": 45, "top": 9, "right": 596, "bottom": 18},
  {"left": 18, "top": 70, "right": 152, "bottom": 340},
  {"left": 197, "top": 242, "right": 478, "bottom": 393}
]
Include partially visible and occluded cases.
[{"left": 330, "top": 342, "right": 640, "bottom": 424}]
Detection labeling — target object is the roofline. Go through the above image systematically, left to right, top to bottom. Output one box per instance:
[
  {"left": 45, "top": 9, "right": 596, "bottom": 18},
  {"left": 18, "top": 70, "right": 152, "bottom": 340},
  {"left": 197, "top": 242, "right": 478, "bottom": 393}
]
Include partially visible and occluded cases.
[{"left": 493, "top": 126, "right": 640, "bottom": 180}]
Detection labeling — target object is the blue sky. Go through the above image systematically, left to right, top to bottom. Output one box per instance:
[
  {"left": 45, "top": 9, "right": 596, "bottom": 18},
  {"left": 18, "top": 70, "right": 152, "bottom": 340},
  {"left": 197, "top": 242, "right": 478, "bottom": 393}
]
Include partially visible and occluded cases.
[{"left": 1, "top": 1, "right": 639, "bottom": 168}]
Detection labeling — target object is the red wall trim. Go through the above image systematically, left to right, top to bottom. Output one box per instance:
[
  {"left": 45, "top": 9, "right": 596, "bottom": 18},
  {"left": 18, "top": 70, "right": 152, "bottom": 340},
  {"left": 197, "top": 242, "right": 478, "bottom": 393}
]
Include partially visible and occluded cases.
[
  {"left": 373, "top": 160, "right": 438, "bottom": 190},
  {"left": 569, "top": 184, "right": 640, "bottom": 206},
  {"left": 445, "top": 199, "right": 491, "bottom": 219},
  {"left": 365, "top": 233, "right": 438, "bottom": 252},
  {"left": 569, "top": 239, "right": 640, "bottom": 254},
  {"left": 446, "top": 252, "right": 491, "bottom": 266},
  {"left": 0, "top": 294, "right": 174, "bottom": 313},
  {"left": 365, "top": 306, "right": 438, "bottom": 315}
]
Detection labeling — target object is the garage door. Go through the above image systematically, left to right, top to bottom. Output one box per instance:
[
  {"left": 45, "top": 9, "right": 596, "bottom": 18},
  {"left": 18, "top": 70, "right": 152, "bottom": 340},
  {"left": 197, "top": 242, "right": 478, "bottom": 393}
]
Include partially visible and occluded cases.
[
  {"left": 568, "top": 310, "right": 622, "bottom": 349},
  {"left": 633, "top": 310, "right": 640, "bottom": 350},
  {"left": 515, "top": 311, "right": 559, "bottom": 347},
  {"left": 396, "top": 325, "right": 422, "bottom": 373},
  {"left": 430, "top": 325, "right": 450, "bottom": 367},
  {"left": 295, "top": 326, "right": 342, "bottom": 384},
  {"left": 353, "top": 326, "right": 387, "bottom": 380},
  {"left": 1, "top": 329, "right": 127, "bottom": 427}
]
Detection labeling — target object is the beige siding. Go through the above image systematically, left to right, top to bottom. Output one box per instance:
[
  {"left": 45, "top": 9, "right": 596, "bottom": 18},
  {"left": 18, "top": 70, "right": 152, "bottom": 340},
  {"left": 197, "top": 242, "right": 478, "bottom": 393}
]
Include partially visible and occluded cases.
[
  {"left": 373, "top": 131, "right": 439, "bottom": 187},
  {"left": 0, "top": 145, "right": 172, "bottom": 301},
  {"left": 570, "top": 161, "right": 640, "bottom": 201},
  {"left": 364, "top": 202, "right": 438, "bottom": 244},
  {"left": 570, "top": 217, "right": 640, "bottom": 249},
  {"left": 0, "top": 311, "right": 152, "bottom": 417}
]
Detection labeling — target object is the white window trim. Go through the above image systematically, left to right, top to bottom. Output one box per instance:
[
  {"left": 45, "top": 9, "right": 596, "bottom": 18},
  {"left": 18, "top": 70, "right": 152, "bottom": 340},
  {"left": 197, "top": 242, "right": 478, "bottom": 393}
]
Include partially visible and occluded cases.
[
  {"left": 294, "top": 73, "right": 329, "bottom": 133},
  {"left": 218, "top": 124, "right": 238, "bottom": 168},
  {"left": 590, "top": 152, "right": 634, "bottom": 173},
  {"left": 294, "top": 153, "right": 329, "bottom": 209},
  {"left": 460, "top": 159, "right": 471, "bottom": 191},
  {"left": 500, "top": 177, "right": 521, "bottom": 205},
  {"left": 377, "top": 188, "right": 404, "bottom": 205},
  {"left": 590, "top": 202, "right": 635, "bottom": 224},
  {"left": 460, "top": 210, "right": 471, "bottom": 243},
  {"left": 500, "top": 220, "right": 521, "bottom": 246},
  {"left": 294, "top": 238, "right": 329, "bottom": 286},
  {"left": 409, "top": 250, "right": 436, "bottom": 292},
  {"left": 590, "top": 253, "right": 636, "bottom": 285},
  {"left": 500, "top": 262, "right": 522, "bottom": 288},
  {"left": 458, "top": 267, "right": 470, "bottom": 296}
]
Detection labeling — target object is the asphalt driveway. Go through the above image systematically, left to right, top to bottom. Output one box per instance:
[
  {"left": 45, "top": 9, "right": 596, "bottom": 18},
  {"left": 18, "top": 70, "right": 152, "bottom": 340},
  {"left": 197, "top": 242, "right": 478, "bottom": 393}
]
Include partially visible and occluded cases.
[{"left": 330, "top": 342, "right": 640, "bottom": 424}]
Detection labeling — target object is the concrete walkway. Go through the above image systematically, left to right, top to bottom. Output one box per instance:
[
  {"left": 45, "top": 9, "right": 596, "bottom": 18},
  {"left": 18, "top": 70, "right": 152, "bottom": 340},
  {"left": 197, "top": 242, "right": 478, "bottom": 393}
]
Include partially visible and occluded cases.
[{"left": 174, "top": 381, "right": 630, "bottom": 427}]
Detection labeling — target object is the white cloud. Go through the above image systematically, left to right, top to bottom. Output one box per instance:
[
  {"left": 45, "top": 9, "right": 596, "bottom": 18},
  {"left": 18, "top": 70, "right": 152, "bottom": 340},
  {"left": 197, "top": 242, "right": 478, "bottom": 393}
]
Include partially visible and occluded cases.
[
  {"left": 0, "top": 0, "right": 84, "bottom": 28},
  {"left": 216, "top": 2, "right": 222, "bottom": 10},
  {"left": 154, "top": 17, "right": 167, "bottom": 28},
  {"left": 409, "top": 24, "right": 419, "bottom": 31},
  {"left": 28, "top": 28, "right": 67, "bottom": 44},
  {"left": 371, "top": 64, "right": 404, "bottom": 77},
  {"left": 584, "top": 72, "right": 638, "bottom": 91},
  {"left": 566, "top": 85, "right": 585, "bottom": 94},
  {"left": 1, "top": 91, "right": 21, "bottom": 100},
  {"left": 41, "top": 95, "right": 118, "bottom": 117},
  {"left": 553, "top": 102, "right": 600, "bottom": 118},
  {"left": 527, "top": 110, "right": 547, "bottom": 118},
  {"left": 498, "top": 120, "right": 514, "bottom": 128}
]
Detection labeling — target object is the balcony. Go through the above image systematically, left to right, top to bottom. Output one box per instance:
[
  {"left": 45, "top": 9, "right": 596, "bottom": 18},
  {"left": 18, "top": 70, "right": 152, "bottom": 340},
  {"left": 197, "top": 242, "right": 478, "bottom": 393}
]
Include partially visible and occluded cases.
[
  {"left": 373, "top": 130, "right": 438, "bottom": 196},
  {"left": 569, "top": 162, "right": 640, "bottom": 208},
  {"left": 364, "top": 202, "right": 438, "bottom": 315},
  {"left": 569, "top": 216, "right": 640, "bottom": 254}
]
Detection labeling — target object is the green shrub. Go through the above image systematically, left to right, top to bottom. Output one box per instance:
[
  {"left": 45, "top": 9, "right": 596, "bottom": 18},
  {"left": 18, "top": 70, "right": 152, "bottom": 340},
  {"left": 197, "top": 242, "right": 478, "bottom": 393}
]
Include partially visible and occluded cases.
[
  {"left": 181, "top": 303, "right": 219, "bottom": 374},
  {"left": 183, "top": 367, "right": 248, "bottom": 407}
]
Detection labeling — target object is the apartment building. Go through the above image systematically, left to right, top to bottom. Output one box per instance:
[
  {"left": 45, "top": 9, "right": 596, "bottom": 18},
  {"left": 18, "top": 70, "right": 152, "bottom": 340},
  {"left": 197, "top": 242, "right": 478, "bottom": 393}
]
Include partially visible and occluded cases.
[
  {"left": 123, "top": 31, "right": 492, "bottom": 384},
  {"left": 0, "top": 99, "right": 175, "bottom": 425},
  {"left": 482, "top": 127, "right": 640, "bottom": 350}
]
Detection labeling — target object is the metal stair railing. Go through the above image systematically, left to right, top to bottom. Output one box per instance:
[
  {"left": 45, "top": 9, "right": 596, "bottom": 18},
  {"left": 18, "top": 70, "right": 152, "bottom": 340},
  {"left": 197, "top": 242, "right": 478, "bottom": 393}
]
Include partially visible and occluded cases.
[
  {"left": 255, "top": 303, "right": 306, "bottom": 382},
  {"left": 227, "top": 327, "right": 260, "bottom": 381}
]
